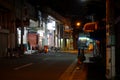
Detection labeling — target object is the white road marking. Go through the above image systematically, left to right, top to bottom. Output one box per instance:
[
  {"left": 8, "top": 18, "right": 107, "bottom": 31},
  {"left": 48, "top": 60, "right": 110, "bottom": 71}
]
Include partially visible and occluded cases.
[{"left": 14, "top": 63, "right": 33, "bottom": 70}]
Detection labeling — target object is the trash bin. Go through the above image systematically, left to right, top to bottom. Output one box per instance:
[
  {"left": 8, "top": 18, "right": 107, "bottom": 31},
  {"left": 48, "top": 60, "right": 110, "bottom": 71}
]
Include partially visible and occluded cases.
[{"left": 44, "top": 45, "right": 48, "bottom": 53}]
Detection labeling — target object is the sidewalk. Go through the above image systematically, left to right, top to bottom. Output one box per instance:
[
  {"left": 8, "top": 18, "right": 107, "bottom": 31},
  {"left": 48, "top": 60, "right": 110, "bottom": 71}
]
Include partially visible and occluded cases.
[
  {"left": 58, "top": 52, "right": 93, "bottom": 80},
  {"left": 58, "top": 52, "right": 106, "bottom": 80},
  {"left": 70, "top": 53, "right": 94, "bottom": 80},
  {"left": 58, "top": 60, "right": 88, "bottom": 80},
  {"left": 69, "top": 63, "right": 87, "bottom": 80}
]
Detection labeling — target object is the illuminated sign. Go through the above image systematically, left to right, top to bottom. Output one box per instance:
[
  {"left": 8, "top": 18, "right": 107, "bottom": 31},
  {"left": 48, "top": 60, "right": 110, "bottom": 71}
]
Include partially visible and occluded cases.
[{"left": 83, "top": 22, "right": 97, "bottom": 32}]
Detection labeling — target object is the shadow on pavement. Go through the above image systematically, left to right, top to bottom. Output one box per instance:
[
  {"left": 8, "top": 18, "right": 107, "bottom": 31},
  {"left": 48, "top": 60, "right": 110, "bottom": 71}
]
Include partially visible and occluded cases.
[{"left": 86, "top": 62, "right": 107, "bottom": 80}]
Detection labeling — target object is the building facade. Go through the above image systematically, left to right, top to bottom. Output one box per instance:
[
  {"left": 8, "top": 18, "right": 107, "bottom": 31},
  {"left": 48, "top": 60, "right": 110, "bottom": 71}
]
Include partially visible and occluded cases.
[{"left": 0, "top": 0, "right": 73, "bottom": 57}]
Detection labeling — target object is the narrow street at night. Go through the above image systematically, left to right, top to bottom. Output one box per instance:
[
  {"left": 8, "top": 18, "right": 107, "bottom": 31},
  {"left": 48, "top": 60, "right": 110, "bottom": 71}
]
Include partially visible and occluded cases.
[
  {"left": 1, "top": 0, "right": 120, "bottom": 79},
  {"left": 0, "top": 51, "right": 106, "bottom": 80}
]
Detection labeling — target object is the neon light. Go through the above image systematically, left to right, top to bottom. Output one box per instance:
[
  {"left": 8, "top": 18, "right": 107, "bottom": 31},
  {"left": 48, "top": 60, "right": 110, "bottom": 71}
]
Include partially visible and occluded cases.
[{"left": 78, "top": 37, "right": 90, "bottom": 40}]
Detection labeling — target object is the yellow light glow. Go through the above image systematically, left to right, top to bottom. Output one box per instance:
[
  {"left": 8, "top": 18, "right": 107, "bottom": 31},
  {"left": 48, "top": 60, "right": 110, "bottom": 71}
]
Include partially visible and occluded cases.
[{"left": 76, "top": 22, "right": 81, "bottom": 26}]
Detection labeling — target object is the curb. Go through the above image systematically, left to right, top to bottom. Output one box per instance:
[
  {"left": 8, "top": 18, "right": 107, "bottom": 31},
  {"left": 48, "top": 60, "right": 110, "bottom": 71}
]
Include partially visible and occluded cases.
[{"left": 58, "top": 59, "right": 77, "bottom": 80}]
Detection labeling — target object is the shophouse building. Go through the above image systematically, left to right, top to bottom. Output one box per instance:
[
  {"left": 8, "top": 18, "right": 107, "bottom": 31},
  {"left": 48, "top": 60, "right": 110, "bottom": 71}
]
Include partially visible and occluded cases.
[{"left": 0, "top": 0, "right": 72, "bottom": 57}]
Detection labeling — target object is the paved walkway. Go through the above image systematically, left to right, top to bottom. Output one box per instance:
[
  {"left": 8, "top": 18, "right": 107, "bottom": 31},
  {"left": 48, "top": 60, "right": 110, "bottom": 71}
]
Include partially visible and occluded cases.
[
  {"left": 58, "top": 49, "right": 107, "bottom": 80},
  {"left": 58, "top": 51, "right": 94, "bottom": 80},
  {"left": 58, "top": 60, "right": 89, "bottom": 80},
  {"left": 70, "top": 63, "right": 87, "bottom": 80}
]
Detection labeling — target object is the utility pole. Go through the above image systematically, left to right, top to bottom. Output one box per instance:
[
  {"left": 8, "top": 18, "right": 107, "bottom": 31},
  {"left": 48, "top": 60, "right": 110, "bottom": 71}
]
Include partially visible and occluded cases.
[
  {"left": 20, "top": 0, "right": 24, "bottom": 55},
  {"left": 106, "top": 0, "right": 115, "bottom": 79}
]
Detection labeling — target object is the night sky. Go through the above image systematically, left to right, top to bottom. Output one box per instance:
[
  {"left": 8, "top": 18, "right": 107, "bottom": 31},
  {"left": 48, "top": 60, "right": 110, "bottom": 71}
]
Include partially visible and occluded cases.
[{"left": 29, "top": 0, "right": 106, "bottom": 20}]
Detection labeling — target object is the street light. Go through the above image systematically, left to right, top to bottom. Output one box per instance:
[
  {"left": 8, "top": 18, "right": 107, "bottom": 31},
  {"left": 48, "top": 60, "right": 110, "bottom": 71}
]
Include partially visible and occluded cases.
[
  {"left": 76, "top": 22, "right": 81, "bottom": 27},
  {"left": 76, "top": 22, "right": 81, "bottom": 29}
]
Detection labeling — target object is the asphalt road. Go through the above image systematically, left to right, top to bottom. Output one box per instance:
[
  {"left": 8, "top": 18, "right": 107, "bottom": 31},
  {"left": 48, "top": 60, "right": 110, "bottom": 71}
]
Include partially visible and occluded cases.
[
  {"left": 0, "top": 51, "right": 106, "bottom": 80},
  {"left": 0, "top": 52, "right": 77, "bottom": 80}
]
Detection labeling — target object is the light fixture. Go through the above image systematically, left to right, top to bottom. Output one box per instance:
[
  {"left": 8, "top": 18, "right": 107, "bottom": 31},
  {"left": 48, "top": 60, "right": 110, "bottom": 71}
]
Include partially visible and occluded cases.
[
  {"left": 80, "top": 0, "right": 87, "bottom": 2},
  {"left": 76, "top": 22, "right": 81, "bottom": 26}
]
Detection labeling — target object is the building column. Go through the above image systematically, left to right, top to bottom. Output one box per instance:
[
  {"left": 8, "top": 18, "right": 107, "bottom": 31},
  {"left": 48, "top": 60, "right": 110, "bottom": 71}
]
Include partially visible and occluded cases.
[
  {"left": 18, "top": 0, "right": 25, "bottom": 55},
  {"left": 44, "top": 23, "right": 48, "bottom": 46}
]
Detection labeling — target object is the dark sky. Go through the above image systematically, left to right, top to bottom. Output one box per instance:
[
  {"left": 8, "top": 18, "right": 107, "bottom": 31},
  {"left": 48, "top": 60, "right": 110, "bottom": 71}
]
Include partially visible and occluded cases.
[
  {"left": 29, "top": 0, "right": 106, "bottom": 20},
  {"left": 41, "top": 0, "right": 105, "bottom": 14}
]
